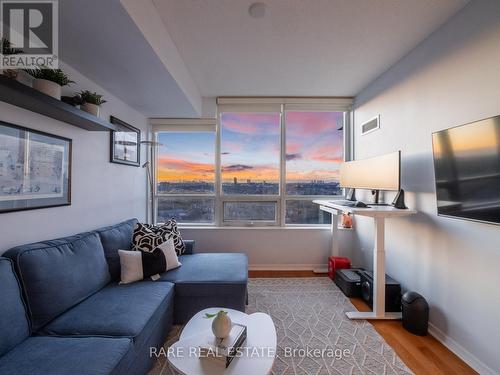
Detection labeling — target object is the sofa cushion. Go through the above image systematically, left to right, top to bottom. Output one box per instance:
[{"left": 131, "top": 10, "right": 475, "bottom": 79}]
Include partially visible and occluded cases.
[
  {"left": 97, "top": 218, "right": 138, "bottom": 280},
  {"left": 133, "top": 221, "right": 186, "bottom": 255},
  {"left": 4, "top": 232, "right": 110, "bottom": 331},
  {"left": 118, "top": 239, "right": 182, "bottom": 284},
  {"left": 183, "top": 240, "right": 195, "bottom": 255},
  {"left": 158, "top": 253, "right": 248, "bottom": 296},
  {"left": 158, "top": 253, "right": 248, "bottom": 323},
  {"left": 0, "top": 258, "right": 30, "bottom": 357},
  {"left": 42, "top": 280, "right": 174, "bottom": 339},
  {"left": 0, "top": 336, "right": 132, "bottom": 375}
]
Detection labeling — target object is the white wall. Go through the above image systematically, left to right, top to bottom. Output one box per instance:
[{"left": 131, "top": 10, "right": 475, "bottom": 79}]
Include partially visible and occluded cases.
[
  {"left": 352, "top": 1, "right": 500, "bottom": 373},
  {"left": 0, "top": 62, "right": 148, "bottom": 254},
  {"left": 180, "top": 227, "right": 354, "bottom": 270}
]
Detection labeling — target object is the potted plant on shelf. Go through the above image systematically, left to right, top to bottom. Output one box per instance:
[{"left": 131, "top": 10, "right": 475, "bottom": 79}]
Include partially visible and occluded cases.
[
  {"left": 1, "top": 37, "right": 22, "bottom": 55},
  {"left": 1, "top": 38, "right": 23, "bottom": 79},
  {"left": 25, "top": 66, "right": 74, "bottom": 100},
  {"left": 79, "top": 90, "right": 107, "bottom": 117}
]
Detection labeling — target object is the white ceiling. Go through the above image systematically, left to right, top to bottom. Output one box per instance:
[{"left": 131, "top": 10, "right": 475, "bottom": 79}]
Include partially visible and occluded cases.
[
  {"left": 59, "top": 0, "right": 200, "bottom": 117},
  {"left": 152, "top": 0, "right": 469, "bottom": 97}
]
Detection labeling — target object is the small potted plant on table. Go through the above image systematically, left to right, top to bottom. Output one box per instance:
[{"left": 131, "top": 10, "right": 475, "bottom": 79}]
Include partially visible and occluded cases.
[
  {"left": 25, "top": 66, "right": 74, "bottom": 99},
  {"left": 79, "top": 90, "right": 107, "bottom": 117},
  {"left": 204, "top": 310, "right": 232, "bottom": 339}
]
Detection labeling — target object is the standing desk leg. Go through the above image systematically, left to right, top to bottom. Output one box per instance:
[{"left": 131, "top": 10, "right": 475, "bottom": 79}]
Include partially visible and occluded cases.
[
  {"left": 331, "top": 211, "right": 339, "bottom": 257},
  {"left": 346, "top": 216, "right": 401, "bottom": 320},
  {"left": 373, "top": 217, "right": 386, "bottom": 317}
]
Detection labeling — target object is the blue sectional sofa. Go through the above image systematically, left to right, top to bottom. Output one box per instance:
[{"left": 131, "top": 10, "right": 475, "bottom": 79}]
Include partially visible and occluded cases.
[{"left": 0, "top": 218, "right": 248, "bottom": 375}]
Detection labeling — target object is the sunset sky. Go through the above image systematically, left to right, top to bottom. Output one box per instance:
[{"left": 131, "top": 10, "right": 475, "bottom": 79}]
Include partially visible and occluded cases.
[{"left": 156, "top": 111, "right": 343, "bottom": 183}]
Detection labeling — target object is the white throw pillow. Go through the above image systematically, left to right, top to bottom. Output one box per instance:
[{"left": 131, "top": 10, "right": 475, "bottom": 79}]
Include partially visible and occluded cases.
[{"left": 118, "top": 239, "right": 182, "bottom": 284}]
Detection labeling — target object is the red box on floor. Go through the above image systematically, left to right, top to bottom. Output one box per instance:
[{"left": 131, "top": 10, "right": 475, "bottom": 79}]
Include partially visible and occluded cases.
[{"left": 328, "top": 256, "right": 351, "bottom": 280}]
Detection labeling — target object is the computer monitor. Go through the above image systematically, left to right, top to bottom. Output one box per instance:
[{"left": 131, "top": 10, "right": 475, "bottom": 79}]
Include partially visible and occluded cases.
[{"left": 340, "top": 151, "right": 401, "bottom": 191}]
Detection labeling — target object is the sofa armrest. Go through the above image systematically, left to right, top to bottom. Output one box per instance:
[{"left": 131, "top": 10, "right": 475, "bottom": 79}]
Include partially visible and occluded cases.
[{"left": 183, "top": 240, "right": 195, "bottom": 254}]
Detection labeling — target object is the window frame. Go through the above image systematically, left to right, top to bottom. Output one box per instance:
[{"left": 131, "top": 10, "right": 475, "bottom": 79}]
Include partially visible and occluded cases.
[{"left": 151, "top": 99, "right": 352, "bottom": 227}]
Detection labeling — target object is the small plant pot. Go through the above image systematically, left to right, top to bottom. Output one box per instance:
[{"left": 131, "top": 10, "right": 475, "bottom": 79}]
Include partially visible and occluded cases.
[
  {"left": 1, "top": 69, "right": 18, "bottom": 79},
  {"left": 16, "top": 70, "right": 34, "bottom": 87},
  {"left": 33, "top": 79, "right": 61, "bottom": 100},
  {"left": 81, "top": 102, "right": 100, "bottom": 117}
]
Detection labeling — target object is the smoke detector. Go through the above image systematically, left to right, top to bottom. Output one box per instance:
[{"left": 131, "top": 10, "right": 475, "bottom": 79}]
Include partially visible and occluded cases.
[{"left": 249, "top": 2, "right": 266, "bottom": 18}]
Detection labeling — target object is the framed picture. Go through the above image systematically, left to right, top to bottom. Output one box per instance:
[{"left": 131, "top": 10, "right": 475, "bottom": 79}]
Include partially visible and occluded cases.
[
  {"left": 110, "top": 116, "right": 141, "bottom": 166},
  {"left": 0, "top": 121, "right": 72, "bottom": 214}
]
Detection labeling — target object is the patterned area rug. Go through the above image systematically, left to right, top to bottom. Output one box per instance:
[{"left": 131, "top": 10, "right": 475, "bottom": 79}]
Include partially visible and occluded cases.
[{"left": 150, "top": 278, "right": 413, "bottom": 375}]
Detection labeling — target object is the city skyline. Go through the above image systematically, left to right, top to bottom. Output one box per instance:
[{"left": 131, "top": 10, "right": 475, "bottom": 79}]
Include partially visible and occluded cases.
[{"left": 156, "top": 111, "right": 343, "bottom": 184}]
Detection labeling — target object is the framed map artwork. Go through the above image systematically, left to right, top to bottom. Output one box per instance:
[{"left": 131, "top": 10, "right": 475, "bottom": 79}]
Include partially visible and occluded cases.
[{"left": 0, "top": 121, "right": 71, "bottom": 213}]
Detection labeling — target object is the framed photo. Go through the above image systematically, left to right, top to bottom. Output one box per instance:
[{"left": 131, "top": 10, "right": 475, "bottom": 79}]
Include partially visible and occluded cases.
[
  {"left": 110, "top": 116, "right": 141, "bottom": 166},
  {"left": 0, "top": 121, "right": 72, "bottom": 214}
]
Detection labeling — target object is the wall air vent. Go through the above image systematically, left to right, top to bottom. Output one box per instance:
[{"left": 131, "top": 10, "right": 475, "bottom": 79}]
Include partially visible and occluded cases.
[{"left": 361, "top": 115, "right": 380, "bottom": 135}]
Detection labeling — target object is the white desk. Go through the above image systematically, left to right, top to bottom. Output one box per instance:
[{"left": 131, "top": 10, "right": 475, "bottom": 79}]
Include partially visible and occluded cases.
[{"left": 313, "top": 200, "right": 416, "bottom": 320}]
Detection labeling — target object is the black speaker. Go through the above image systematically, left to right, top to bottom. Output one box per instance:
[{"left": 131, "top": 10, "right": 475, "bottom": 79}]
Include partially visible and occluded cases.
[
  {"left": 391, "top": 189, "right": 407, "bottom": 209},
  {"left": 334, "top": 268, "right": 364, "bottom": 297},
  {"left": 359, "top": 271, "right": 401, "bottom": 312}
]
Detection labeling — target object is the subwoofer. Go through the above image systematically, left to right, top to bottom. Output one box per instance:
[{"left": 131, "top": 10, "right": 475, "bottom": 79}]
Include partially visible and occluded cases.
[{"left": 360, "top": 271, "right": 401, "bottom": 312}]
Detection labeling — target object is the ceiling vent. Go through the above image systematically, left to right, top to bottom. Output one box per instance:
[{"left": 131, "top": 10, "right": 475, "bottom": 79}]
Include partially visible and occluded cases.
[{"left": 249, "top": 2, "right": 266, "bottom": 18}]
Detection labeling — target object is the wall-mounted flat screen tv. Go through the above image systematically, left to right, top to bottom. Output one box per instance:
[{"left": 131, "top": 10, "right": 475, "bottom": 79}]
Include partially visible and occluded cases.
[{"left": 432, "top": 115, "right": 500, "bottom": 225}]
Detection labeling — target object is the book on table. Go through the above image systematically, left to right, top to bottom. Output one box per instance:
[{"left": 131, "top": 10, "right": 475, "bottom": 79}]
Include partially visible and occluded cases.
[{"left": 199, "top": 323, "right": 247, "bottom": 368}]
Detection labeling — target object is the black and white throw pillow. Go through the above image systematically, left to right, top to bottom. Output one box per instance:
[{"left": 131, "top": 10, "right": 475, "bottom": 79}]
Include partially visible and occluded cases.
[
  {"left": 132, "top": 219, "right": 186, "bottom": 255},
  {"left": 132, "top": 222, "right": 163, "bottom": 252},
  {"left": 119, "top": 239, "right": 181, "bottom": 284}
]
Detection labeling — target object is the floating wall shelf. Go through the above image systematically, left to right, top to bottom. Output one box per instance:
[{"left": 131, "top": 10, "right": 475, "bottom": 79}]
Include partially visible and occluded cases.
[{"left": 0, "top": 75, "right": 119, "bottom": 132}]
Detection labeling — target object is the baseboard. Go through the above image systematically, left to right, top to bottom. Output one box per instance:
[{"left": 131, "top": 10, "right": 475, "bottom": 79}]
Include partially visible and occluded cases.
[
  {"left": 248, "top": 264, "right": 325, "bottom": 271},
  {"left": 312, "top": 267, "right": 328, "bottom": 274},
  {"left": 428, "top": 323, "right": 496, "bottom": 375}
]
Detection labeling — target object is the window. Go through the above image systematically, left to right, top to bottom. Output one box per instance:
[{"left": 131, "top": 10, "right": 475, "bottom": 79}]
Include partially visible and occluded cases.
[
  {"left": 152, "top": 98, "right": 351, "bottom": 227},
  {"left": 220, "top": 110, "right": 281, "bottom": 225},
  {"left": 284, "top": 111, "right": 344, "bottom": 224},
  {"left": 221, "top": 112, "right": 280, "bottom": 195},
  {"left": 154, "top": 123, "right": 216, "bottom": 224},
  {"left": 157, "top": 197, "right": 214, "bottom": 223},
  {"left": 223, "top": 201, "right": 277, "bottom": 222}
]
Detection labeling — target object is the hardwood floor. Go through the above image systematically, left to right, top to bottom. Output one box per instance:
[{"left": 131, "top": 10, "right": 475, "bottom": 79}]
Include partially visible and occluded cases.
[
  {"left": 249, "top": 270, "right": 322, "bottom": 278},
  {"left": 248, "top": 271, "right": 477, "bottom": 375},
  {"left": 349, "top": 297, "right": 476, "bottom": 375}
]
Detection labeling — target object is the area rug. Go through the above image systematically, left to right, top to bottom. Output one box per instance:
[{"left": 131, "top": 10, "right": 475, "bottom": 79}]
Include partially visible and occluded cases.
[{"left": 150, "top": 278, "right": 413, "bottom": 375}]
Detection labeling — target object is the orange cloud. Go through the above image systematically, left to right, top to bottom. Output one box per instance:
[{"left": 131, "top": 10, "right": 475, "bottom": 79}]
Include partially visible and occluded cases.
[
  {"left": 158, "top": 155, "right": 341, "bottom": 183},
  {"left": 157, "top": 156, "right": 214, "bottom": 182},
  {"left": 221, "top": 164, "right": 279, "bottom": 182}
]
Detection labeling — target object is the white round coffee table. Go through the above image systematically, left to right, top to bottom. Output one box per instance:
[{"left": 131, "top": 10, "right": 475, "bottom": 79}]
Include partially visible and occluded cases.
[{"left": 167, "top": 308, "right": 276, "bottom": 375}]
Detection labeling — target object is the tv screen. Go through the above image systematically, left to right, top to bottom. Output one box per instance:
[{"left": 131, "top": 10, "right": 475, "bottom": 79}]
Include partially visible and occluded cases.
[{"left": 432, "top": 115, "right": 500, "bottom": 225}]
